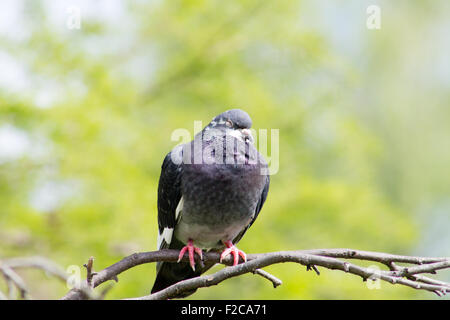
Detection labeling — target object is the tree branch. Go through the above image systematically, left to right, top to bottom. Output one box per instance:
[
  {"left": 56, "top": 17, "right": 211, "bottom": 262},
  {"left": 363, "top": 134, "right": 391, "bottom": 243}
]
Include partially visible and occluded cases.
[
  {"left": 57, "top": 248, "right": 449, "bottom": 300},
  {"left": 2, "top": 249, "right": 449, "bottom": 299},
  {"left": 0, "top": 256, "right": 96, "bottom": 300},
  {"left": 0, "top": 262, "right": 29, "bottom": 299},
  {"left": 252, "top": 268, "right": 283, "bottom": 288}
]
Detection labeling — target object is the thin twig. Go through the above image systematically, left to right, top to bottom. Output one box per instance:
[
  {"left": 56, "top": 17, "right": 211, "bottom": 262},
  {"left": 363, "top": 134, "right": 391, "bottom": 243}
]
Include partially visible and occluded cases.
[
  {"left": 1, "top": 256, "right": 98, "bottom": 300},
  {"left": 3, "top": 256, "right": 69, "bottom": 282},
  {"left": 83, "top": 256, "right": 96, "bottom": 288},
  {"left": 388, "top": 261, "right": 450, "bottom": 296},
  {"left": 0, "top": 263, "right": 28, "bottom": 299},
  {"left": 306, "top": 264, "right": 321, "bottom": 276},
  {"left": 252, "top": 269, "right": 282, "bottom": 288}
]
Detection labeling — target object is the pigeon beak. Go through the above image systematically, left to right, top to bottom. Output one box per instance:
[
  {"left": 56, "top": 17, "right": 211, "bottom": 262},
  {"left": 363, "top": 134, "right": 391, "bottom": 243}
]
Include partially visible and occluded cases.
[{"left": 240, "top": 128, "right": 253, "bottom": 143}]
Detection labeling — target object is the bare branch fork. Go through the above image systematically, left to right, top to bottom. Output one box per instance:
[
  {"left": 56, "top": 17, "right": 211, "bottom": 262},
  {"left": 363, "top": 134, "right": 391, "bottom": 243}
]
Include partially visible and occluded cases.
[
  {"left": 54, "top": 248, "right": 450, "bottom": 300},
  {"left": 0, "top": 256, "right": 97, "bottom": 300}
]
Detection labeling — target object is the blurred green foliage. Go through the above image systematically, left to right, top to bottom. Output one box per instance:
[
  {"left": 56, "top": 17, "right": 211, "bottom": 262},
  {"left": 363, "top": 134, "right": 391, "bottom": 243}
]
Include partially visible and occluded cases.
[{"left": 0, "top": 0, "right": 449, "bottom": 299}]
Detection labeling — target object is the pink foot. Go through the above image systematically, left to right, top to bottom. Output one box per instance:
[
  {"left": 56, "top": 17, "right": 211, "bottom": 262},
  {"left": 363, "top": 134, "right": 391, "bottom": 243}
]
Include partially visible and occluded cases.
[
  {"left": 177, "top": 239, "right": 203, "bottom": 271},
  {"left": 220, "top": 240, "right": 247, "bottom": 266}
]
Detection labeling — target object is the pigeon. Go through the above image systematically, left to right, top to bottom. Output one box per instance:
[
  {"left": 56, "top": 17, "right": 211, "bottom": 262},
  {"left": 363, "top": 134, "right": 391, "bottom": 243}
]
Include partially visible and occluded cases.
[{"left": 151, "top": 109, "right": 270, "bottom": 297}]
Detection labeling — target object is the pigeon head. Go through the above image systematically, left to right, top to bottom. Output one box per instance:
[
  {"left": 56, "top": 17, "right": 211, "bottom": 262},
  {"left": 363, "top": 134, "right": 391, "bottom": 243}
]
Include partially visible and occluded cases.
[
  {"left": 207, "top": 109, "right": 253, "bottom": 143},
  {"left": 211, "top": 109, "right": 252, "bottom": 129}
]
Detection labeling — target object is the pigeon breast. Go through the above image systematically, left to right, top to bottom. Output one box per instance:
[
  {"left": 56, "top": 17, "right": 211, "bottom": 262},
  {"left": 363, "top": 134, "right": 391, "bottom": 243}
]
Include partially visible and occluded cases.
[{"left": 174, "top": 129, "right": 267, "bottom": 249}]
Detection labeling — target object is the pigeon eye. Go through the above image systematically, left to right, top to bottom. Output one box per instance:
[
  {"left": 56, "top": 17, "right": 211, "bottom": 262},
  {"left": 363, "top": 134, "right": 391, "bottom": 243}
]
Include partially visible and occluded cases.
[{"left": 225, "top": 120, "right": 233, "bottom": 128}]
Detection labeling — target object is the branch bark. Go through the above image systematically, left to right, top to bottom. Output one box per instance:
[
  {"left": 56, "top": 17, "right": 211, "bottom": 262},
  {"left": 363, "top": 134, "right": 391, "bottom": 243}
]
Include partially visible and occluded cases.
[
  {"left": 56, "top": 248, "right": 449, "bottom": 300},
  {"left": 2, "top": 249, "right": 449, "bottom": 299}
]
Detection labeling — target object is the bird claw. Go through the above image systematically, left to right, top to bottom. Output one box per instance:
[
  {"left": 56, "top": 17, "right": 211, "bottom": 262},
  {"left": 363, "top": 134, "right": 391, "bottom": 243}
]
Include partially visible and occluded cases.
[
  {"left": 177, "top": 239, "right": 203, "bottom": 271},
  {"left": 220, "top": 240, "right": 247, "bottom": 266}
]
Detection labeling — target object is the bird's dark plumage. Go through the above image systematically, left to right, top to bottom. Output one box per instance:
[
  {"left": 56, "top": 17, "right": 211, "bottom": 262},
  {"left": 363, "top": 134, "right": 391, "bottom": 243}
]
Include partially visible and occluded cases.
[{"left": 151, "top": 109, "right": 270, "bottom": 297}]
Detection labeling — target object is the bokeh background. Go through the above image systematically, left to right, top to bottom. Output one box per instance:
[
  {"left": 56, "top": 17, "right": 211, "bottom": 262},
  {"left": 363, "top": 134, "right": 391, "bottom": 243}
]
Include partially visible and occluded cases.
[{"left": 0, "top": 0, "right": 449, "bottom": 299}]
